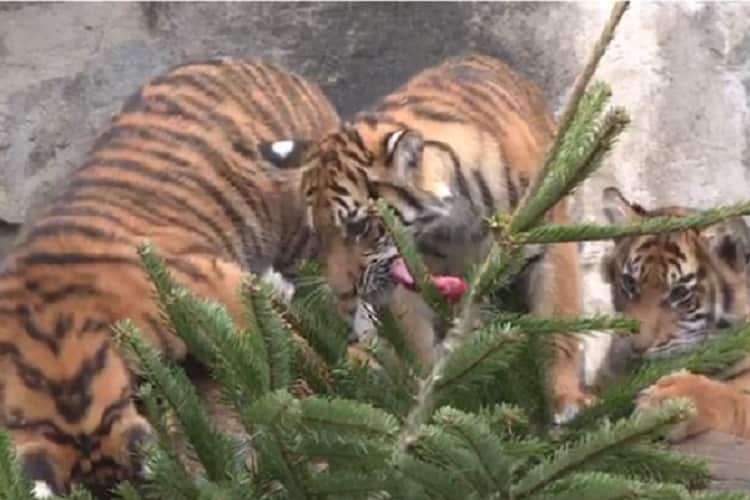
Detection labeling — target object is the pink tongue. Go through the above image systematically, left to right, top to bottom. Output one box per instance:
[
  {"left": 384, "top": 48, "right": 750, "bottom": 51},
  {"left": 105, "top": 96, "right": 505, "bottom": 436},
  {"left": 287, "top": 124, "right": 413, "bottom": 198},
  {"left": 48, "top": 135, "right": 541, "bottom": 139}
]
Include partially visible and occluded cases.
[
  {"left": 390, "top": 257, "right": 469, "bottom": 303},
  {"left": 390, "top": 257, "right": 416, "bottom": 289}
]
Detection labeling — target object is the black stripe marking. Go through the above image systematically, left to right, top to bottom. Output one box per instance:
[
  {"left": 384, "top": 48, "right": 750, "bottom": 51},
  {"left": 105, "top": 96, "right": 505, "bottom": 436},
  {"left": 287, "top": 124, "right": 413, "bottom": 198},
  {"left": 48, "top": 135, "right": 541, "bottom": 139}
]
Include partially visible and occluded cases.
[
  {"left": 251, "top": 62, "right": 296, "bottom": 137},
  {"left": 219, "top": 63, "right": 287, "bottom": 138},
  {"left": 272, "top": 63, "right": 315, "bottom": 133},
  {"left": 148, "top": 73, "right": 223, "bottom": 102},
  {"left": 410, "top": 106, "right": 466, "bottom": 124},
  {"left": 95, "top": 119, "right": 274, "bottom": 226},
  {"left": 423, "top": 140, "right": 472, "bottom": 202},
  {"left": 505, "top": 164, "right": 519, "bottom": 209},
  {"left": 472, "top": 170, "right": 495, "bottom": 214},
  {"left": 68, "top": 173, "right": 240, "bottom": 262},
  {"left": 60, "top": 192, "right": 221, "bottom": 252},
  {"left": 42, "top": 205, "right": 139, "bottom": 235},
  {"left": 24, "top": 221, "right": 122, "bottom": 245},
  {"left": 21, "top": 252, "right": 135, "bottom": 267},
  {"left": 722, "top": 281, "right": 735, "bottom": 313},
  {"left": 18, "top": 305, "right": 60, "bottom": 354}
]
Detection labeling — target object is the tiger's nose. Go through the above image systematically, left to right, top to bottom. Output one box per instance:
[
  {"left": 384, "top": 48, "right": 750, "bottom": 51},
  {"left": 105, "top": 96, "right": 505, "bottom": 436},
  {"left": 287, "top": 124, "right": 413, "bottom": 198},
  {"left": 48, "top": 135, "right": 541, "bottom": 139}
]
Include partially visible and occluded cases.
[
  {"left": 347, "top": 330, "right": 359, "bottom": 345},
  {"left": 631, "top": 342, "right": 648, "bottom": 355}
]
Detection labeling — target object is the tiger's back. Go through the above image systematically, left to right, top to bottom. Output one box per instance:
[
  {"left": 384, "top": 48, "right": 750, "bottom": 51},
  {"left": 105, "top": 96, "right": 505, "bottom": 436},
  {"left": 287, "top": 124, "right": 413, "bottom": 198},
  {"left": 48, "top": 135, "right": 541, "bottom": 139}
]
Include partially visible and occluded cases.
[
  {"left": 297, "top": 53, "right": 588, "bottom": 421},
  {"left": 0, "top": 57, "right": 338, "bottom": 495}
]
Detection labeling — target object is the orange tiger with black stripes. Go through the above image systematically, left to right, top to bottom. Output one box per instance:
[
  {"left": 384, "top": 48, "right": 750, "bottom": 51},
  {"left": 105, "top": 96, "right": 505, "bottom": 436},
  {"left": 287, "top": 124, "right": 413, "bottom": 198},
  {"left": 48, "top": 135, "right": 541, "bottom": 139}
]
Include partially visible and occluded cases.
[
  {"left": 266, "top": 53, "right": 591, "bottom": 423},
  {"left": 0, "top": 57, "right": 338, "bottom": 496},
  {"left": 600, "top": 187, "right": 750, "bottom": 441}
]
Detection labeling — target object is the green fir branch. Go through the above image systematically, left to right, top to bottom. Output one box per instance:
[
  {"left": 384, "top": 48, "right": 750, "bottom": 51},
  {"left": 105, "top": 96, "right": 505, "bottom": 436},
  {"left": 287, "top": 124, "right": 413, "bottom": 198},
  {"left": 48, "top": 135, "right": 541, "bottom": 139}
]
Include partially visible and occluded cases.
[
  {"left": 527, "top": 1, "right": 629, "bottom": 199},
  {"left": 508, "top": 92, "right": 630, "bottom": 234},
  {"left": 377, "top": 199, "right": 452, "bottom": 321},
  {"left": 522, "top": 201, "right": 750, "bottom": 244},
  {"left": 138, "top": 241, "right": 274, "bottom": 405},
  {"left": 136, "top": 242, "right": 217, "bottom": 366},
  {"left": 465, "top": 244, "right": 524, "bottom": 303},
  {"left": 288, "top": 260, "right": 349, "bottom": 366},
  {"left": 242, "top": 277, "right": 295, "bottom": 392},
  {"left": 375, "top": 306, "right": 422, "bottom": 372},
  {"left": 493, "top": 313, "right": 637, "bottom": 336},
  {"left": 116, "top": 321, "right": 240, "bottom": 485},
  {"left": 435, "top": 322, "right": 522, "bottom": 403},
  {"left": 572, "top": 322, "right": 750, "bottom": 428},
  {"left": 331, "top": 343, "right": 417, "bottom": 418},
  {"left": 133, "top": 384, "right": 201, "bottom": 500},
  {"left": 242, "top": 390, "right": 309, "bottom": 500},
  {"left": 511, "top": 398, "right": 694, "bottom": 498},
  {"left": 479, "top": 404, "right": 531, "bottom": 440},
  {"left": 433, "top": 407, "right": 513, "bottom": 493},
  {"left": 0, "top": 432, "right": 33, "bottom": 500},
  {"left": 584, "top": 444, "right": 710, "bottom": 490},
  {"left": 395, "top": 452, "right": 471, "bottom": 500},
  {"left": 303, "top": 471, "right": 392, "bottom": 499},
  {"left": 524, "top": 471, "right": 737, "bottom": 500},
  {"left": 111, "top": 483, "right": 146, "bottom": 500},
  {"left": 64, "top": 487, "right": 97, "bottom": 500}
]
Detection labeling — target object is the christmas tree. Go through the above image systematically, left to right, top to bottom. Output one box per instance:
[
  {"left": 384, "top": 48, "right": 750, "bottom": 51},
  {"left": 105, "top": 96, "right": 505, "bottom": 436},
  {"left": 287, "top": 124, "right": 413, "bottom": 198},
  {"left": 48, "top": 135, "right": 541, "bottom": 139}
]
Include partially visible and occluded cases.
[{"left": 3, "top": 2, "right": 750, "bottom": 499}]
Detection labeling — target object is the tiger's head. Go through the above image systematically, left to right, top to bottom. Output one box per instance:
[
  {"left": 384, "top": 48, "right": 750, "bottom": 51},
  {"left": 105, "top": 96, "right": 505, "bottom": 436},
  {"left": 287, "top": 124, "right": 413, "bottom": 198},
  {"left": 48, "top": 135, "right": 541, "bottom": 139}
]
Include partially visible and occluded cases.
[
  {"left": 263, "top": 118, "right": 455, "bottom": 321},
  {"left": 601, "top": 186, "right": 750, "bottom": 359}
]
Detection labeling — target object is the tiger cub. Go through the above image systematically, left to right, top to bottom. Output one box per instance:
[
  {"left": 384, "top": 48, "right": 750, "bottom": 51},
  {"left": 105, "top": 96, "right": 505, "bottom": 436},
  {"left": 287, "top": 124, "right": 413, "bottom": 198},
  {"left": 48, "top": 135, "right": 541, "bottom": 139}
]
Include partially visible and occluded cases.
[
  {"left": 266, "top": 53, "right": 590, "bottom": 423},
  {"left": 0, "top": 57, "right": 339, "bottom": 496},
  {"left": 601, "top": 186, "right": 750, "bottom": 440}
]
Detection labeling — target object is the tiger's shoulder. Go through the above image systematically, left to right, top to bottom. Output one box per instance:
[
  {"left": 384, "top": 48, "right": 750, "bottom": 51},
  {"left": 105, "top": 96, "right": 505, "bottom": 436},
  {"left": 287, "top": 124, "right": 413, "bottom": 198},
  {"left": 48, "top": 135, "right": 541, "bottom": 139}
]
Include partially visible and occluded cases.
[{"left": 114, "top": 57, "right": 339, "bottom": 149}]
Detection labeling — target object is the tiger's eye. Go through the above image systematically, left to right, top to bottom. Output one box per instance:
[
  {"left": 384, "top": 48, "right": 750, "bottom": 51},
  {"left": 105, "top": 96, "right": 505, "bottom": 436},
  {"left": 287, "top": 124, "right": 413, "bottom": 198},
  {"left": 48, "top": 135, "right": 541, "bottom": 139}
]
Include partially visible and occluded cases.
[
  {"left": 346, "top": 218, "right": 368, "bottom": 237},
  {"left": 620, "top": 273, "right": 637, "bottom": 296},
  {"left": 668, "top": 285, "right": 690, "bottom": 303}
]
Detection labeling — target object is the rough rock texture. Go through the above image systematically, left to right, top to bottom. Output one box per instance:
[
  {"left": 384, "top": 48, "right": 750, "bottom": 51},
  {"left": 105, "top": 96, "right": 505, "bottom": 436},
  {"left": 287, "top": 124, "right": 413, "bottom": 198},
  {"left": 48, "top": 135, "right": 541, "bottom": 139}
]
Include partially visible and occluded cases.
[{"left": 2, "top": 2, "right": 750, "bottom": 381}]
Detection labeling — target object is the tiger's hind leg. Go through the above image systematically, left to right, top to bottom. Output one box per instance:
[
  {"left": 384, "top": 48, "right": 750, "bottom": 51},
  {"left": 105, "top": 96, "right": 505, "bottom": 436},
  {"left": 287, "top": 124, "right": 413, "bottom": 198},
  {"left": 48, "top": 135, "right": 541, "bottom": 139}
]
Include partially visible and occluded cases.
[{"left": 636, "top": 370, "right": 750, "bottom": 441}]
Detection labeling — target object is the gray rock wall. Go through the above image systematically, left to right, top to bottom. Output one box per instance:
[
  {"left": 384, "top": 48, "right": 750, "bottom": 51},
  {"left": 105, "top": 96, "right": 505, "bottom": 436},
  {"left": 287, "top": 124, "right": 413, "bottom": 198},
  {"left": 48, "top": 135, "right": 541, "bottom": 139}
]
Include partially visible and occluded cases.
[{"left": 2, "top": 2, "right": 750, "bottom": 381}]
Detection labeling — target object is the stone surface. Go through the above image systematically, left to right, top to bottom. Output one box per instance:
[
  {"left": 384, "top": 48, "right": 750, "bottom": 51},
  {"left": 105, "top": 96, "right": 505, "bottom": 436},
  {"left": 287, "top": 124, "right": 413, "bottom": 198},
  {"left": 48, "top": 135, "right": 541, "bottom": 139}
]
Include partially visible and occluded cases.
[
  {"left": 2, "top": 2, "right": 750, "bottom": 381},
  {"left": 670, "top": 431, "right": 750, "bottom": 490}
]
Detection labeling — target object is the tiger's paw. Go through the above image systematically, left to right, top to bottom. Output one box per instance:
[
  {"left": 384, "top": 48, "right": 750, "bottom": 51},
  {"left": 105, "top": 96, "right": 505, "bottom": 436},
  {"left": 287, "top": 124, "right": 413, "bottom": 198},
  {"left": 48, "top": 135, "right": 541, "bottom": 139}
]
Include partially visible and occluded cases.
[
  {"left": 635, "top": 369, "right": 733, "bottom": 442},
  {"left": 553, "top": 388, "right": 596, "bottom": 425},
  {"left": 31, "top": 481, "right": 55, "bottom": 499}
]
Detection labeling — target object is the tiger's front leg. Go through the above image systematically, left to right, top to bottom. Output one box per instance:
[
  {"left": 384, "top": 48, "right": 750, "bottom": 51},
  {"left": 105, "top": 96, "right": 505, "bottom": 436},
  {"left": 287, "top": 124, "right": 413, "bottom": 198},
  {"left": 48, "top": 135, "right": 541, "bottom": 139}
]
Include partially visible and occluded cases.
[
  {"left": 527, "top": 238, "right": 592, "bottom": 424},
  {"left": 636, "top": 370, "right": 750, "bottom": 441}
]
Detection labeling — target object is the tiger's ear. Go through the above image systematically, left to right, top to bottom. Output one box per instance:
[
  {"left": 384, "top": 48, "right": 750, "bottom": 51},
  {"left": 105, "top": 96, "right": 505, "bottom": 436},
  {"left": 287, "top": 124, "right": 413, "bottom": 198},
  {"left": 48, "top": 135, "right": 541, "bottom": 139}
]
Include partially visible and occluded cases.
[
  {"left": 384, "top": 129, "right": 423, "bottom": 184},
  {"left": 259, "top": 139, "right": 312, "bottom": 169},
  {"left": 602, "top": 186, "right": 643, "bottom": 224},
  {"left": 702, "top": 220, "right": 750, "bottom": 272},
  {"left": 600, "top": 252, "right": 616, "bottom": 283}
]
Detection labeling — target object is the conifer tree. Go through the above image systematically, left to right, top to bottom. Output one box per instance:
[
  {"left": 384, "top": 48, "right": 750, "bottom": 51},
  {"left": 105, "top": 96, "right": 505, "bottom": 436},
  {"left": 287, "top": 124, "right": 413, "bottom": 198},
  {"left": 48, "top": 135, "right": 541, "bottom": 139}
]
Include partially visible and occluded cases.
[{"left": 3, "top": 2, "right": 750, "bottom": 499}]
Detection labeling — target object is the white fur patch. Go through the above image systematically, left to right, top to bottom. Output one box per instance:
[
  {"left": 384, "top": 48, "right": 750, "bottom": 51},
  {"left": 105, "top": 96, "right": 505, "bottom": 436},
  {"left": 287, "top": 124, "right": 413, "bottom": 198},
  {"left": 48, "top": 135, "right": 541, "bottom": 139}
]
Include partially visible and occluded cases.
[
  {"left": 386, "top": 130, "right": 405, "bottom": 155},
  {"left": 270, "top": 140, "right": 295, "bottom": 159},
  {"left": 433, "top": 181, "right": 453, "bottom": 200},
  {"left": 261, "top": 267, "right": 295, "bottom": 304},
  {"left": 352, "top": 300, "right": 378, "bottom": 342},
  {"left": 554, "top": 404, "right": 581, "bottom": 425},
  {"left": 139, "top": 461, "right": 154, "bottom": 480},
  {"left": 32, "top": 481, "right": 54, "bottom": 499}
]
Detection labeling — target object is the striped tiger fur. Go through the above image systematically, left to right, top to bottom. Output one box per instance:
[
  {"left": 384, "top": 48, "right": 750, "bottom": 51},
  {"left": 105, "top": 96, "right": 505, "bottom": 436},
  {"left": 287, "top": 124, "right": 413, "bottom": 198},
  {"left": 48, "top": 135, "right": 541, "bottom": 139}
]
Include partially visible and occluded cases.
[
  {"left": 265, "top": 53, "right": 591, "bottom": 423},
  {"left": 0, "top": 57, "right": 339, "bottom": 496},
  {"left": 601, "top": 187, "right": 750, "bottom": 441}
]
